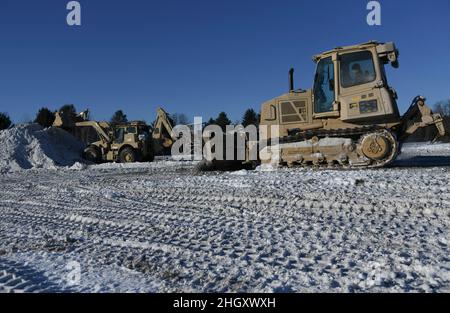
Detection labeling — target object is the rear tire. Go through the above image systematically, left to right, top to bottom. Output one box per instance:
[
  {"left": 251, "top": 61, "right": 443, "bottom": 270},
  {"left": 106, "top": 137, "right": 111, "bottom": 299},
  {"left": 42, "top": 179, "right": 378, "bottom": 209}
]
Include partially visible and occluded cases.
[
  {"left": 83, "top": 146, "right": 101, "bottom": 164},
  {"left": 119, "top": 147, "right": 137, "bottom": 163}
]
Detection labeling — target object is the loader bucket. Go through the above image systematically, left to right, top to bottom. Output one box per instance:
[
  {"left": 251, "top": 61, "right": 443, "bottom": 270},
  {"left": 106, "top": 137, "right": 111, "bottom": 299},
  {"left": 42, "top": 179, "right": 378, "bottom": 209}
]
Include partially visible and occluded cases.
[{"left": 52, "top": 111, "right": 65, "bottom": 128}]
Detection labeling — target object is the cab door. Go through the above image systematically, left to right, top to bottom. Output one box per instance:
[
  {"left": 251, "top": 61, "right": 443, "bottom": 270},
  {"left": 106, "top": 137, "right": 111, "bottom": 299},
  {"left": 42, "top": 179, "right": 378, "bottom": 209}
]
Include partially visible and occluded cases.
[
  {"left": 337, "top": 49, "right": 387, "bottom": 122},
  {"left": 312, "top": 53, "right": 340, "bottom": 119}
]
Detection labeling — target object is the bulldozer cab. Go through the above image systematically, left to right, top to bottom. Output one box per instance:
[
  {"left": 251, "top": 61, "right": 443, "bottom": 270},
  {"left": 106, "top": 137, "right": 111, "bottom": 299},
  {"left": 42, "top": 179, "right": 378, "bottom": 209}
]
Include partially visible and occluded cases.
[
  {"left": 259, "top": 41, "right": 403, "bottom": 139},
  {"left": 312, "top": 41, "right": 400, "bottom": 123}
]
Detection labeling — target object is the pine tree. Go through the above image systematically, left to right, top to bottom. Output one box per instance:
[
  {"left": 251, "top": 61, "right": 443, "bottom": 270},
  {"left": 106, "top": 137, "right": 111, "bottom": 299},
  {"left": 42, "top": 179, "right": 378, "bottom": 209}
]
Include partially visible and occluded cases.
[
  {"left": 58, "top": 104, "right": 77, "bottom": 126},
  {"left": 59, "top": 104, "right": 76, "bottom": 116},
  {"left": 35, "top": 107, "right": 55, "bottom": 128},
  {"left": 242, "top": 108, "right": 259, "bottom": 127},
  {"left": 111, "top": 110, "right": 128, "bottom": 125},
  {"left": 0, "top": 112, "right": 12, "bottom": 130},
  {"left": 215, "top": 112, "right": 231, "bottom": 131},
  {"left": 205, "top": 118, "right": 216, "bottom": 127}
]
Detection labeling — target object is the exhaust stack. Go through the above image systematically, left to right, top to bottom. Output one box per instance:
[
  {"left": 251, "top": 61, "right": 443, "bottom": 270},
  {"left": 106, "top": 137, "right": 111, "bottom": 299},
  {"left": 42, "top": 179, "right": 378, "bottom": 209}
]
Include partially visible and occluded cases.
[{"left": 289, "top": 68, "right": 294, "bottom": 92}]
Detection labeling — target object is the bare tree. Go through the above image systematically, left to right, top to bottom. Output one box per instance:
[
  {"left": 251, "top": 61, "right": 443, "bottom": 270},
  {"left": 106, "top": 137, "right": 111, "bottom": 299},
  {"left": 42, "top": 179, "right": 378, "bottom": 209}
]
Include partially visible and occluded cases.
[
  {"left": 433, "top": 99, "right": 450, "bottom": 143},
  {"left": 434, "top": 100, "right": 450, "bottom": 117},
  {"left": 171, "top": 113, "right": 190, "bottom": 125}
]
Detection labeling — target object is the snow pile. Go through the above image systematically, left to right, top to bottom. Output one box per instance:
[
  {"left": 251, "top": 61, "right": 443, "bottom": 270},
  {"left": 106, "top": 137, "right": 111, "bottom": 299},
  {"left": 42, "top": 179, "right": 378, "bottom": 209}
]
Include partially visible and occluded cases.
[{"left": 0, "top": 124, "right": 85, "bottom": 172}]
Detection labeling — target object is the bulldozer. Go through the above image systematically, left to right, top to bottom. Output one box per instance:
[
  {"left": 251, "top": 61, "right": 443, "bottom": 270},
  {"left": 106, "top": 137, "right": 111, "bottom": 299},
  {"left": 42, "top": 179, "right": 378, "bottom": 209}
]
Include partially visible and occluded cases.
[
  {"left": 250, "top": 41, "right": 446, "bottom": 168},
  {"left": 53, "top": 107, "right": 176, "bottom": 163}
]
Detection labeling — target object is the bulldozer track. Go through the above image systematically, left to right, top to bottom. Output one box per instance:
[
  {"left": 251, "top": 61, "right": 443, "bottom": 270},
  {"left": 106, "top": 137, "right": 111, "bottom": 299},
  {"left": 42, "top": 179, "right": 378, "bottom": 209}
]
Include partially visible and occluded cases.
[
  {"left": 280, "top": 126, "right": 384, "bottom": 143},
  {"left": 270, "top": 127, "right": 400, "bottom": 169}
]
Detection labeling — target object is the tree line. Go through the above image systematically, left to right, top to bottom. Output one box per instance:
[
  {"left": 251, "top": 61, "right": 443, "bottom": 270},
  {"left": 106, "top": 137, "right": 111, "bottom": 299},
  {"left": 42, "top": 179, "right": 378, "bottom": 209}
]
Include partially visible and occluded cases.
[
  {"left": 1, "top": 101, "right": 449, "bottom": 143},
  {"left": 0, "top": 105, "right": 261, "bottom": 132},
  {"left": 112, "top": 108, "right": 260, "bottom": 130}
]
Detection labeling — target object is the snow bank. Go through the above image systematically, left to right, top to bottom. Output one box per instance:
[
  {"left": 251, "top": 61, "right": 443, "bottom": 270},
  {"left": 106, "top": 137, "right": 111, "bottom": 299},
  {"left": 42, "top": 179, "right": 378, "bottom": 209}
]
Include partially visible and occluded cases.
[
  {"left": 0, "top": 123, "right": 85, "bottom": 172},
  {"left": 401, "top": 142, "right": 450, "bottom": 156}
]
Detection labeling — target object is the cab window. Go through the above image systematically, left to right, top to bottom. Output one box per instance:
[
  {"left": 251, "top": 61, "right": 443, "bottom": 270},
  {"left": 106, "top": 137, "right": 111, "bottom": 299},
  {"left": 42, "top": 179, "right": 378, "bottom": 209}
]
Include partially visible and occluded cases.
[
  {"left": 340, "top": 51, "right": 376, "bottom": 88},
  {"left": 313, "top": 57, "right": 335, "bottom": 114},
  {"left": 137, "top": 125, "right": 149, "bottom": 135},
  {"left": 126, "top": 126, "right": 137, "bottom": 134},
  {"left": 115, "top": 128, "right": 125, "bottom": 143}
]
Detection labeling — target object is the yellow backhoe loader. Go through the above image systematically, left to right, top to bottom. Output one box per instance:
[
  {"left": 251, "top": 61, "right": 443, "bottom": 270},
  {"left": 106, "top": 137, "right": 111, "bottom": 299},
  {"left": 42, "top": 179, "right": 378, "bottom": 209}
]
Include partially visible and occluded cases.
[{"left": 53, "top": 107, "right": 176, "bottom": 163}]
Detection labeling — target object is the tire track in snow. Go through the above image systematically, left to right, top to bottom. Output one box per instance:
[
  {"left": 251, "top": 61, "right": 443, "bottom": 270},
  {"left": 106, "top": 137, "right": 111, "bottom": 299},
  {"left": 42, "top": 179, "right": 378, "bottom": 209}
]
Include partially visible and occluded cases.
[{"left": 0, "top": 161, "right": 449, "bottom": 292}]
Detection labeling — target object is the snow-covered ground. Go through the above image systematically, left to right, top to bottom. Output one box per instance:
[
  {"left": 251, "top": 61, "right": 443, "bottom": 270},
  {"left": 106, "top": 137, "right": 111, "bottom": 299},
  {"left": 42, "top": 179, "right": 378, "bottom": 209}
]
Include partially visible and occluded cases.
[
  {"left": 0, "top": 125, "right": 449, "bottom": 292},
  {"left": 0, "top": 143, "right": 449, "bottom": 293}
]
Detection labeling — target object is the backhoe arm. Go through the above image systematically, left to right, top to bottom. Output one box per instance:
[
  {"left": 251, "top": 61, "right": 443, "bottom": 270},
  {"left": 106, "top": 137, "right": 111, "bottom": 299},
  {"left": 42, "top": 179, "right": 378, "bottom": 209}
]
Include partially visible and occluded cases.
[
  {"left": 152, "top": 107, "right": 176, "bottom": 148},
  {"left": 75, "top": 121, "right": 112, "bottom": 144}
]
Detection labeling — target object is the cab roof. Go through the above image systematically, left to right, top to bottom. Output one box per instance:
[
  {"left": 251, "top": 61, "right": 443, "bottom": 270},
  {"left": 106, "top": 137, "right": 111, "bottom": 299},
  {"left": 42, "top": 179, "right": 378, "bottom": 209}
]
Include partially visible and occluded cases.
[
  {"left": 313, "top": 40, "right": 396, "bottom": 62},
  {"left": 115, "top": 121, "right": 148, "bottom": 127}
]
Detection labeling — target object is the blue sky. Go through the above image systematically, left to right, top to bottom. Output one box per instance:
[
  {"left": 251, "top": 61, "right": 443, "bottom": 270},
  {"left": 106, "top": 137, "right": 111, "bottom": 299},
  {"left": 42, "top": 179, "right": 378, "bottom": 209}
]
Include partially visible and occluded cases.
[{"left": 1, "top": 0, "right": 449, "bottom": 124}]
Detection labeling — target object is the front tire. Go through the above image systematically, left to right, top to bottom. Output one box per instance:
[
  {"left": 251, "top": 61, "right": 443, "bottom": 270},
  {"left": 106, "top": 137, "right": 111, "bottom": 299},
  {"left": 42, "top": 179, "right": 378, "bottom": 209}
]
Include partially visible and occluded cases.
[
  {"left": 83, "top": 146, "right": 101, "bottom": 163},
  {"left": 119, "top": 147, "right": 137, "bottom": 163}
]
